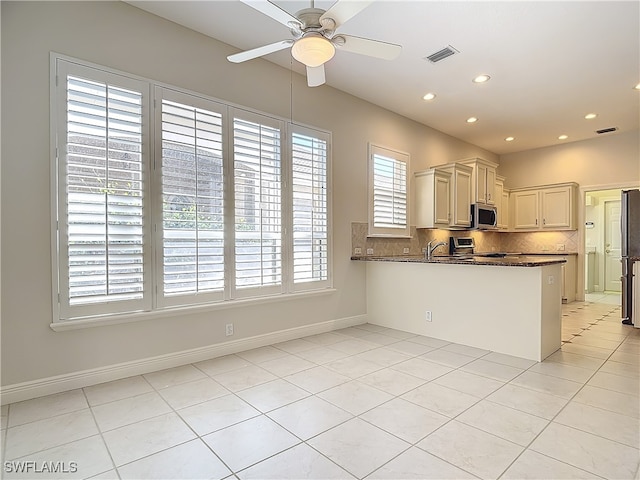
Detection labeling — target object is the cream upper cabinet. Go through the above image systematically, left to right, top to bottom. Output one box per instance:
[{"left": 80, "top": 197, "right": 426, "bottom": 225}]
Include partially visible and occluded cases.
[
  {"left": 460, "top": 158, "right": 498, "bottom": 205},
  {"left": 439, "top": 163, "right": 472, "bottom": 228},
  {"left": 415, "top": 169, "right": 451, "bottom": 228},
  {"left": 496, "top": 175, "right": 509, "bottom": 229},
  {"left": 511, "top": 183, "right": 578, "bottom": 231},
  {"left": 541, "top": 185, "right": 575, "bottom": 229},
  {"left": 512, "top": 190, "right": 540, "bottom": 229}
]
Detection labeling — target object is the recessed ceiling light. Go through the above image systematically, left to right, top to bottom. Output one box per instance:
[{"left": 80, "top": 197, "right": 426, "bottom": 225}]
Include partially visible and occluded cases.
[
  {"left": 473, "top": 74, "right": 491, "bottom": 83},
  {"left": 422, "top": 93, "right": 436, "bottom": 101},
  {"left": 585, "top": 113, "right": 597, "bottom": 119},
  {"left": 466, "top": 117, "right": 478, "bottom": 123},
  {"left": 558, "top": 134, "right": 569, "bottom": 140},
  {"left": 505, "top": 136, "right": 515, "bottom": 142}
]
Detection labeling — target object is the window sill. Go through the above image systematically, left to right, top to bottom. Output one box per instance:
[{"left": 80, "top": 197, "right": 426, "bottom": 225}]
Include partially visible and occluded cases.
[{"left": 50, "top": 288, "right": 337, "bottom": 332}]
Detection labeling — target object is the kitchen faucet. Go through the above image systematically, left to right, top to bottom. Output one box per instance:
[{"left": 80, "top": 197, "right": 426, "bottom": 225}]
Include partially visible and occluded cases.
[{"left": 426, "top": 240, "right": 448, "bottom": 260}]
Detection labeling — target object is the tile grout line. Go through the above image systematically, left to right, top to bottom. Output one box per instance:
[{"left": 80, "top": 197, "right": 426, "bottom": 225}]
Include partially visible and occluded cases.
[
  {"left": 2, "top": 301, "right": 636, "bottom": 479},
  {"left": 496, "top": 305, "right": 636, "bottom": 479}
]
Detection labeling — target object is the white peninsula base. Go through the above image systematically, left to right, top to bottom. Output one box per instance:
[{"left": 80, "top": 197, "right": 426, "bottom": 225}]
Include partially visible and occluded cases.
[{"left": 366, "top": 261, "right": 563, "bottom": 362}]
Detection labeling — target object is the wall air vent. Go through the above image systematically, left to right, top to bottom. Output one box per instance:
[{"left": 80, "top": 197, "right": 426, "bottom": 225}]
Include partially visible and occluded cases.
[
  {"left": 425, "top": 45, "right": 459, "bottom": 63},
  {"left": 596, "top": 127, "right": 618, "bottom": 134}
]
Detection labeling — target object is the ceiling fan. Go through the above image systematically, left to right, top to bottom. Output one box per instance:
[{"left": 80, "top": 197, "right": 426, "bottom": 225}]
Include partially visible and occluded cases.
[{"left": 227, "top": 0, "right": 402, "bottom": 87}]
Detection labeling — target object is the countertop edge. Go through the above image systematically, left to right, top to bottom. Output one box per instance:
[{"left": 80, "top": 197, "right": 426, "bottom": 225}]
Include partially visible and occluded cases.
[{"left": 351, "top": 255, "right": 567, "bottom": 267}]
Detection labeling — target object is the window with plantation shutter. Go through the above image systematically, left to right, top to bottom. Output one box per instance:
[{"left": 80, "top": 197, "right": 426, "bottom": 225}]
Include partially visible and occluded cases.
[
  {"left": 52, "top": 56, "right": 332, "bottom": 325},
  {"left": 55, "top": 61, "right": 150, "bottom": 319},
  {"left": 157, "top": 89, "right": 225, "bottom": 305},
  {"left": 232, "top": 111, "right": 283, "bottom": 296},
  {"left": 291, "top": 127, "right": 330, "bottom": 289},
  {"left": 368, "top": 144, "right": 410, "bottom": 237}
]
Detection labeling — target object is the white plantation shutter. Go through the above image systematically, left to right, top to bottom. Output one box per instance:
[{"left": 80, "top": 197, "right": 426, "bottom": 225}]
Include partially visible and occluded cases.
[
  {"left": 53, "top": 56, "right": 332, "bottom": 323},
  {"left": 56, "top": 61, "right": 150, "bottom": 319},
  {"left": 157, "top": 90, "right": 225, "bottom": 305},
  {"left": 232, "top": 110, "right": 283, "bottom": 296},
  {"left": 291, "top": 127, "right": 330, "bottom": 289},
  {"left": 368, "top": 144, "right": 410, "bottom": 237}
]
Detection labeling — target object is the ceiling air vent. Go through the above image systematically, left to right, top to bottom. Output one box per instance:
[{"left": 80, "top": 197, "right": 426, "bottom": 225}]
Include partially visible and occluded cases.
[
  {"left": 425, "top": 45, "right": 459, "bottom": 63},
  {"left": 596, "top": 127, "right": 618, "bottom": 134}
]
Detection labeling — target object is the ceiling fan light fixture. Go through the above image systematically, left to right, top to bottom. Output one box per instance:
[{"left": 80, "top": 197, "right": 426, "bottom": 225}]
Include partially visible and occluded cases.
[{"left": 291, "top": 33, "right": 335, "bottom": 67}]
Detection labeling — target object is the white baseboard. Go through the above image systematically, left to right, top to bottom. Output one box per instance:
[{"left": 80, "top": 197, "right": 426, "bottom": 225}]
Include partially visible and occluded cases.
[{"left": 0, "top": 315, "right": 366, "bottom": 405}]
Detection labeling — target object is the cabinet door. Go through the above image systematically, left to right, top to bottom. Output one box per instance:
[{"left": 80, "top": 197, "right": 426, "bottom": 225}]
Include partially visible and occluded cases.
[
  {"left": 475, "top": 164, "right": 487, "bottom": 204},
  {"left": 452, "top": 168, "right": 472, "bottom": 227},
  {"left": 486, "top": 168, "right": 496, "bottom": 205},
  {"left": 434, "top": 174, "right": 451, "bottom": 225},
  {"left": 495, "top": 181, "right": 503, "bottom": 226},
  {"left": 541, "top": 186, "right": 572, "bottom": 229},
  {"left": 501, "top": 191, "right": 510, "bottom": 229},
  {"left": 513, "top": 191, "right": 539, "bottom": 229}
]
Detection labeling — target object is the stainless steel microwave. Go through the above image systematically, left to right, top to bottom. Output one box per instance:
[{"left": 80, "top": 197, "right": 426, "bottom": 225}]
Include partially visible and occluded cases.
[{"left": 471, "top": 203, "right": 497, "bottom": 229}]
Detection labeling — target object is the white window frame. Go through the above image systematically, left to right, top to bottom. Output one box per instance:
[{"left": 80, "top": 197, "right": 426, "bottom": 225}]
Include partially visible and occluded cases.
[
  {"left": 50, "top": 54, "right": 333, "bottom": 326},
  {"left": 52, "top": 59, "right": 153, "bottom": 321},
  {"left": 154, "top": 87, "right": 228, "bottom": 308},
  {"left": 229, "top": 108, "right": 285, "bottom": 300},
  {"left": 288, "top": 124, "right": 332, "bottom": 292},
  {"left": 367, "top": 143, "right": 411, "bottom": 238}
]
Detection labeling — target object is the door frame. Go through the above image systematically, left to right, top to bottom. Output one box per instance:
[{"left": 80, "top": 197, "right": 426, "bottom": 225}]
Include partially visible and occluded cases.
[
  {"left": 578, "top": 182, "right": 639, "bottom": 301},
  {"left": 602, "top": 198, "right": 622, "bottom": 292}
]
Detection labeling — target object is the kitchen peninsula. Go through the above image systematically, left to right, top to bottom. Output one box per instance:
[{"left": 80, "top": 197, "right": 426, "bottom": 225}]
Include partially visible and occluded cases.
[{"left": 353, "top": 254, "right": 566, "bottom": 361}]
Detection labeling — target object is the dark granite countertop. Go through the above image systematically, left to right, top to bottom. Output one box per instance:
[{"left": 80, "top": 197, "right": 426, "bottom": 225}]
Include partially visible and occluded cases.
[{"left": 351, "top": 254, "right": 567, "bottom": 267}]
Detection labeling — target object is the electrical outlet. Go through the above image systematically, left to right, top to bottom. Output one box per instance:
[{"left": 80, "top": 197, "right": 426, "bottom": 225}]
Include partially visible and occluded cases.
[
  {"left": 556, "top": 244, "right": 566, "bottom": 251},
  {"left": 541, "top": 245, "right": 550, "bottom": 252},
  {"left": 354, "top": 247, "right": 362, "bottom": 255},
  {"left": 403, "top": 247, "right": 410, "bottom": 254},
  {"left": 366, "top": 248, "right": 374, "bottom": 255},
  {"left": 548, "top": 275, "right": 554, "bottom": 285},
  {"left": 425, "top": 311, "right": 432, "bottom": 322},
  {"left": 225, "top": 323, "right": 234, "bottom": 336}
]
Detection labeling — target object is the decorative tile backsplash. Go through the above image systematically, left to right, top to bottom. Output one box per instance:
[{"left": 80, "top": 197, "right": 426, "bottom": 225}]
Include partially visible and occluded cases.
[{"left": 351, "top": 222, "right": 578, "bottom": 256}]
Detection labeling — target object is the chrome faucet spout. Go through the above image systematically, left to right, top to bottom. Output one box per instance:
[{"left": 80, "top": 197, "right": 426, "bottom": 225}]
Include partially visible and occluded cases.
[{"left": 426, "top": 240, "right": 448, "bottom": 260}]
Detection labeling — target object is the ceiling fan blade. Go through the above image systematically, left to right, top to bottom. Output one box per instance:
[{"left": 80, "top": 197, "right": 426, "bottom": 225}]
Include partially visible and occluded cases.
[
  {"left": 239, "top": 0, "right": 301, "bottom": 28},
  {"left": 320, "top": 0, "right": 374, "bottom": 29},
  {"left": 335, "top": 34, "right": 401, "bottom": 60},
  {"left": 227, "top": 40, "right": 293, "bottom": 63},
  {"left": 307, "top": 65, "right": 326, "bottom": 87}
]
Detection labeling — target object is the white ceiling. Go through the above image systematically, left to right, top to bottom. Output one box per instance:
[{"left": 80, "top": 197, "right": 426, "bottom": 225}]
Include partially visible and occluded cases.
[{"left": 128, "top": 0, "right": 639, "bottom": 155}]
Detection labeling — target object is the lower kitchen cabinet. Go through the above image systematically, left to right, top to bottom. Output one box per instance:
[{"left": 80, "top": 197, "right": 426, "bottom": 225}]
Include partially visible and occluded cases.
[{"left": 561, "top": 254, "right": 577, "bottom": 303}]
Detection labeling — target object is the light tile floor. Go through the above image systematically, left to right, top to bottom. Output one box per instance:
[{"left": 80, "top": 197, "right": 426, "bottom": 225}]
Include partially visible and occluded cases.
[
  {"left": 585, "top": 291, "right": 622, "bottom": 305},
  {"left": 1, "top": 301, "right": 639, "bottom": 479}
]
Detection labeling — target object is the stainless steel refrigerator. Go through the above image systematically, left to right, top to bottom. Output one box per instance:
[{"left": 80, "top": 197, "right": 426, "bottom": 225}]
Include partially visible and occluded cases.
[{"left": 621, "top": 189, "right": 640, "bottom": 325}]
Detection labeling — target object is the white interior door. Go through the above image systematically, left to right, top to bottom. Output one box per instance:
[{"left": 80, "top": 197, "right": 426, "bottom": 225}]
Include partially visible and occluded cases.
[{"left": 604, "top": 200, "right": 622, "bottom": 292}]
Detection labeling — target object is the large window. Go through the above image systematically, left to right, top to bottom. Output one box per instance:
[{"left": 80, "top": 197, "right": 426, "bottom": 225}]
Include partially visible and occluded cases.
[
  {"left": 53, "top": 57, "right": 331, "bottom": 323},
  {"left": 368, "top": 144, "right": 410, "bottom": 237}
]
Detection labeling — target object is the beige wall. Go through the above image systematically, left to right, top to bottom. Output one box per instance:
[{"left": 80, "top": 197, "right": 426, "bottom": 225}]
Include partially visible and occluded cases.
[
  {"left": 0, "top": 1, "right": 495, "bottom": 386},
  {"left": 2, "top": 1, "right": 637, "bottom": 388},
  {"left": 498, "top": 131, "right": 640, "bottom": 189}
]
